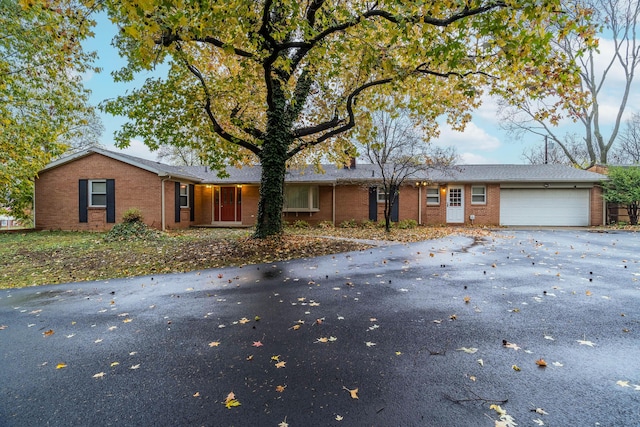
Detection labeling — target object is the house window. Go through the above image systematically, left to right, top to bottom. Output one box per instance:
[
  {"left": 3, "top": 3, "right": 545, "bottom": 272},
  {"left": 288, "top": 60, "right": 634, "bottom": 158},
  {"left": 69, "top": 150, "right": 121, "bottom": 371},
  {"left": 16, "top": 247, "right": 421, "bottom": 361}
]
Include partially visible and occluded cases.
[
  {"left": 89, "top": 180, "right": 107, "bottom": 207},
  {"left": 179, "top": 184, "right": 189, "bottom": 208},
  {"left": 284, "top": 185, "right": 319, "bottom": 211},
  {"left": 471, "top": 186, "right": 486, "bottom": 204},
  {"left": 377, "top": 187, "right": 388, "bottom": 203},
  {"left": 426, "top": 187, "right": 440, "bottom": 205}
]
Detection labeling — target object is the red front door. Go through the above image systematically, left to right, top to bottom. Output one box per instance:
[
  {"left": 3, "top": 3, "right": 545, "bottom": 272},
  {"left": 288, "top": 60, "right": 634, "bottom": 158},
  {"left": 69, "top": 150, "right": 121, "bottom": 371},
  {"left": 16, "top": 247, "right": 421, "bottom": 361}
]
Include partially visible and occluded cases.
[{"left": 220, "top": 187, "right": 236, "bottom": 221}]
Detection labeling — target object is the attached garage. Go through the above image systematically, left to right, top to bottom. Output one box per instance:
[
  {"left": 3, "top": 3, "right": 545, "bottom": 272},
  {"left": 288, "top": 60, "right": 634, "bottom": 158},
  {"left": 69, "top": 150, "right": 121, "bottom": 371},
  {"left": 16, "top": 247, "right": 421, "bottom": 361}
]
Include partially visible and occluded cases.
[{"left": 500, "top": 188, "right": 591, "bottom": 226}]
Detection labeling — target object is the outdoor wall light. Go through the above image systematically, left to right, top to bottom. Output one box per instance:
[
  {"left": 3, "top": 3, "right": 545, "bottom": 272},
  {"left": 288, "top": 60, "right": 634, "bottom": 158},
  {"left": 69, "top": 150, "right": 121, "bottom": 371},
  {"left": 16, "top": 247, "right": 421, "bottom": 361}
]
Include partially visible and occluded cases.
[{"left": 440, "top": 185, "right": 447, "bottom": 194}]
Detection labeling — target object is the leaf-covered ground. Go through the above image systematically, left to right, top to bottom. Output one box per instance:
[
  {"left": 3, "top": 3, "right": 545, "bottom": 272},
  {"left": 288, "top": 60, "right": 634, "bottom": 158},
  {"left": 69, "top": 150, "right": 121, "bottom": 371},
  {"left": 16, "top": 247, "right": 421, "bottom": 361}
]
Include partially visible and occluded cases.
[{"left": 0, "top": 226, "right": 491, "bottom": 288}]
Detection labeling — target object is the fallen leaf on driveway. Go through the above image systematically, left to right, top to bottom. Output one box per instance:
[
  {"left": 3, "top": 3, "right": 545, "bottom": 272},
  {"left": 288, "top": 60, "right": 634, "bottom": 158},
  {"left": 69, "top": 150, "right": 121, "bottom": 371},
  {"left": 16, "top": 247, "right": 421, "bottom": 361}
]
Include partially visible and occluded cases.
[
  {"left": 43, "top": 329, "right": 54, "bottom": 337},
  {"left": 577, "top": 339, "right": 596, "bottom": 347},
  {"left": 503, "top": 340, "right": 521, "bottom": 350},
  {"left": 209, "top": 341, "right": 220, "bottom": 347},
  {"left": 252, "top": 341, "right": 263, "bottom": 347},
  {"left": 365, "top": 341, "right": 376, "bottom": 347},
  {"left": 457, "top": 347, "right": 478, "bottom": 354},
  {"left": 535, "top": 358, "right": 547, "bottom": 367},
  {"left": 275, "top": 361, "right": 286, "bottom": 368},
  {"left": 56, "top": 363, "right": 67, "bottom": 369},
  {"left": 93, "top": 372, "right": 105, "bottom": 379},
  {"left": 616, "top": 380, "right": 630, "bottom": 387},
  {"left": 275, "top": 385, "right": 286, "bottom": 392},
  {"left": 343, "top": 386, "right": 359, "bottom": 399},
  {"left": 225, "top": 399, "right": 241, "bottom": 409}
]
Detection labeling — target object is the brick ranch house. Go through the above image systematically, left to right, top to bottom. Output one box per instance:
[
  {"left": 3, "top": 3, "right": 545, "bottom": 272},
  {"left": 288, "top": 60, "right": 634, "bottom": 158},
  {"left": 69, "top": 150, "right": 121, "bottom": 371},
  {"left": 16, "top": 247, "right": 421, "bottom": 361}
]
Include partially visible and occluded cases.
[{"left": 34, "top": 148, "right": 607, "bottom": 231}]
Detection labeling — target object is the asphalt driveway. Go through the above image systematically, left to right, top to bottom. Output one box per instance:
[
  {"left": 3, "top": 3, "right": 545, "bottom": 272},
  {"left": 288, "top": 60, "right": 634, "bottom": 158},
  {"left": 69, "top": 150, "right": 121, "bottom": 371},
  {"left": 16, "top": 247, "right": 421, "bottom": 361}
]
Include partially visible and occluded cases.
[{"left": 1, "top": 229, "right": 639, "bottom": 427}]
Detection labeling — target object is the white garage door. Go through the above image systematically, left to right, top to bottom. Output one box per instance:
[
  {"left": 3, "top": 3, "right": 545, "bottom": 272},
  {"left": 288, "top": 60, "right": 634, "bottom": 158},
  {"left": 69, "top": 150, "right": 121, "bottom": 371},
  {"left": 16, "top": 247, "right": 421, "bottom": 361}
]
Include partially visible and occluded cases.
[{"left": 500, "top": 189, "right": 590, "bottom": 226}]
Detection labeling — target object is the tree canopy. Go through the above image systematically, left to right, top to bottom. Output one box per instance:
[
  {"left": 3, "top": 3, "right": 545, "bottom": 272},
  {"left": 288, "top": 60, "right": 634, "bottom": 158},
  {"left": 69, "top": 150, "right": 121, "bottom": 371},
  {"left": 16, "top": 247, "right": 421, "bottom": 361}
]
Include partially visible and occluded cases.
[
  {"left": 1, "top": 0, "right": 100, "bottom": 221},
  {"left": 100, "top": 0, "right": 593, "bottom": 237},
  {"left": 501, "top": 0, "right": 639, "bottom": 168},
  {"left": 602, "top": 166, "right": 640, "bottom": 224}
]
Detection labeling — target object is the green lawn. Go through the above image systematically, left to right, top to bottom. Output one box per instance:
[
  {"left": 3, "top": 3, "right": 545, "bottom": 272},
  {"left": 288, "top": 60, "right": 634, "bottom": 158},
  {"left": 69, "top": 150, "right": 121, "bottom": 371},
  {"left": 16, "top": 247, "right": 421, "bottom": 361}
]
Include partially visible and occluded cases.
[{"left": 0, "top": 225, "right": 489, "bottom": 289}]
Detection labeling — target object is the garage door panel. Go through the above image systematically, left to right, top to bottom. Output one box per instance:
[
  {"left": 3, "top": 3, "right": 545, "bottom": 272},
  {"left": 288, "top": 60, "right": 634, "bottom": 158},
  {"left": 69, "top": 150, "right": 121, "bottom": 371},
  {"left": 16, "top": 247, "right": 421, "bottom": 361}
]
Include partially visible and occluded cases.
[{"left": 500, "top": 189, "right": 589, "bottom": 226}]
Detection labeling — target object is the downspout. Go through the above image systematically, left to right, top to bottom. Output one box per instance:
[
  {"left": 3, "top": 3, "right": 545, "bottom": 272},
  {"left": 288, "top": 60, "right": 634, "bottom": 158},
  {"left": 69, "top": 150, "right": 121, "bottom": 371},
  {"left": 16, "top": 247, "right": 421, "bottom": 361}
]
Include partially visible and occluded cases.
[
  {"left": 161, "top": 177, "right": 171, "bottom": 231},
  {"left": 32, "top": 179, "right": 36, "bottom": 229},
  {"left": 332, "top": 183, "right": 336, "bottom": 226},
  {"left": 418, "top": 185, "right": 422, "bottom": 225},
  {"left": 601, "top": 185, "right": 606, "bottom": 226}
]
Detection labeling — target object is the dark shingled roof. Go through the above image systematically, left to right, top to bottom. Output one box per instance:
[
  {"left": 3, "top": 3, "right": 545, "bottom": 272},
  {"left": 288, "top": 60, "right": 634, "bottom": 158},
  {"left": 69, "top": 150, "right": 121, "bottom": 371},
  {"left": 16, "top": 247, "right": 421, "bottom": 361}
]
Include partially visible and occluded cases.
[{"left": 42, "top": 148, "right": 607, "bottom": 184}]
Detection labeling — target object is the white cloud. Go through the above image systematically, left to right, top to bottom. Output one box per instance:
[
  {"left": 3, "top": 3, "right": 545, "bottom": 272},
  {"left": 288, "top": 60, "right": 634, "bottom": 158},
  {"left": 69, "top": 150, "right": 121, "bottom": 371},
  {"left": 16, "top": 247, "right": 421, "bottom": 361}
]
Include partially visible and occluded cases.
[
  {"left": 81, "top": 70, "right": 95, "bottom": 83},
  {"left": 473, "top": 94, "right": 503, "bottom": 124},
  {"left": 433, "top": 122, "right": 502, "bottom": 152},
  {"left": 110, "top": 139, "right": 158, "bottom": 161},
  {"left": 458, "top": 152, "right": 495, "bottom": 164}
]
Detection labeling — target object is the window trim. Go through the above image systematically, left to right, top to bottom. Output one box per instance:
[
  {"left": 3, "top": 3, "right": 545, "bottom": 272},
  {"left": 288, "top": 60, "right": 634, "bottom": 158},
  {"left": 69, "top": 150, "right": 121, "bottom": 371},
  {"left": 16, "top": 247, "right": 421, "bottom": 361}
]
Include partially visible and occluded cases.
[
  {"left": 88, "top": 179, "right": 107, "bottom": 207},
  {"left": 179, "top": 184, "right": 189, "bottom": 208},
  {"left": 283, "top": 185, "right": 320, "bottom": 212},
  {"left": 471, "top": 185, "right": 486, "bottom": 205},
  {"left": 426, "top": 187, "right": 440, "bottom": 205}
]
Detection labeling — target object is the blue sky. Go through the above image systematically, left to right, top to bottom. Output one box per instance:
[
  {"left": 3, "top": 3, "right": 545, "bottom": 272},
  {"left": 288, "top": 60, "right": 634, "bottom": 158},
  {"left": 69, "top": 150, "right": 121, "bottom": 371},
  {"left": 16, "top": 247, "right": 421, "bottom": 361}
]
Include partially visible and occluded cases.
[{"left": 83, "top": 13, "right": 638, "bottom": 165}]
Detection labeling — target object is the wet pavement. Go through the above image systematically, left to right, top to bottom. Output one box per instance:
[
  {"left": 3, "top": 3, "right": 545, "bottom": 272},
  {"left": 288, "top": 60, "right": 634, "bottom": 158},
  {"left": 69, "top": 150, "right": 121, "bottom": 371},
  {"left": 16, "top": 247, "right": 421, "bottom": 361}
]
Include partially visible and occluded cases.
[{"left": 1, "top": 229, "right": 639, "bottom": 426}]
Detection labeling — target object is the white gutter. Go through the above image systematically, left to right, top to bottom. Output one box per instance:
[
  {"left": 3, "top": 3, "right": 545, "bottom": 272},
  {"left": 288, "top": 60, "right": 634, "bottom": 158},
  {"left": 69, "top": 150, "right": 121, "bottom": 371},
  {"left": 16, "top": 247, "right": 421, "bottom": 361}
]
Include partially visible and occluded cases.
[
  {"left": 161, "top": 177, "right": 171, "bottom": 231},
  {"left": 32, "top": 179, "right": 36, "bottom": 228},
  {"left": 332, "top": 183, "right": 336, "bottom": 225},
  {"left": 418, "top": 185, "right": 422, "bottom": 225}
]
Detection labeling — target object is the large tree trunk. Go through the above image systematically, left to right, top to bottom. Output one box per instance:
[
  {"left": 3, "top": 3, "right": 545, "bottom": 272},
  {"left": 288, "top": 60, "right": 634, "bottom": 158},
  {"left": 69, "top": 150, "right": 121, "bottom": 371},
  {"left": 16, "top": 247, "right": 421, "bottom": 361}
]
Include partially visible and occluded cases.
[
  {"left": 254, "top": 86, "right": 292, "bottom": 238},
  {"left": 254, "top": 142, "right": 287, "bottom": 238}
]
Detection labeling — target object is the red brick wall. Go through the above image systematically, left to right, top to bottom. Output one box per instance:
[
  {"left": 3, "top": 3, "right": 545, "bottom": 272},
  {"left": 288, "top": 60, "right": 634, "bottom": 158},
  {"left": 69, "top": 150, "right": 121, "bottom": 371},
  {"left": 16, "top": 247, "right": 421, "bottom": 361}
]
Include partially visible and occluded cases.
[
  {"left": 35, "top": 153, "right": 194, "bottom": 231},
  {"left": 334, "top": 184, "right": 369, "bottom": 225},
  {"left": 422, "top": 184, "right": 500, "bottom": 226},
  {"left": 465, "top": 184, "right": 500, "bottom": 226},
  {"left": 194, "top": 185, "right": 212, "bottom": 225},
  {"left": 241, "top": 185, "right": 260, "bottom": 225},
  {"left": 282, "top": 185, "right": 334, "bottom": 226},
  {"left": 423, "top": 186, "right": 447, "bottom": 225},
  {"left": 590, "top": 186, "right": 604, "bottom": 226}
]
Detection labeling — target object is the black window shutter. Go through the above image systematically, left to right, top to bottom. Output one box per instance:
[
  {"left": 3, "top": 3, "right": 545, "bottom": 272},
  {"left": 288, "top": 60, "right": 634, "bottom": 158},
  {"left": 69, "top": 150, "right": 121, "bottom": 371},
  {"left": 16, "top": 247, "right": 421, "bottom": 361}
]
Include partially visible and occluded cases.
[
  {"left": 79, "top": 179, "right": 88, "bottom": 223},
  {"left": 106, "top": 179, "right": 116, "bottom": 223},
  {"left": 175, "top": 182, "right": 181, "bottom": 223},
  {"left": 189, "top": 184, "right": 195, "bottom": 221},
  {"left": 391, "top": 185, "right": 399, "bottom": 222},
  {"left": 368, "top": 186, "right": 377, "bottom": 221}
]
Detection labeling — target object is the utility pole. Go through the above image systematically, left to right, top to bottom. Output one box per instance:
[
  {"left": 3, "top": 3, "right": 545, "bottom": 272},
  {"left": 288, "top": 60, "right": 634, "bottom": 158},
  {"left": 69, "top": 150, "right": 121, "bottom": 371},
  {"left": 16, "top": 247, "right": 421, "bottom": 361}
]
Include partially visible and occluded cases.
[{"left": 544, "top": 135, "right": 548, "bottom": 164}]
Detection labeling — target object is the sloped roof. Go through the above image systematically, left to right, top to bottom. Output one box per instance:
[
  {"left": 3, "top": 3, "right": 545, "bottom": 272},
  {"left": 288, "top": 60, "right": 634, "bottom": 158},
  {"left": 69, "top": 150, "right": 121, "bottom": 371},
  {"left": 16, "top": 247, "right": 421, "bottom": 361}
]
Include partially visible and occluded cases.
[
  {"left": 40, "top": 147, "right": 203, "bottom": 182},
  {"left": 41, "top": 148, "right": 607, "bottom": 184},
  {"left": 197, "top": 163, "right": 607, "bottom": 184}
]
